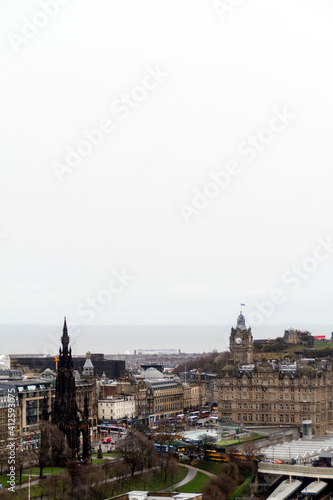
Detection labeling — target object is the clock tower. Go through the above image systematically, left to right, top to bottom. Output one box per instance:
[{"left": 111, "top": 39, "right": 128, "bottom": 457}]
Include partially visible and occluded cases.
[{"left": 229, "top": 312, "right": 253, "bottom": 366}]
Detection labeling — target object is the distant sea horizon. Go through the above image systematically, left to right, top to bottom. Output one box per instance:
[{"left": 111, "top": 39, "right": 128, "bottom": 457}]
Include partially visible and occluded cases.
[{"left": 0, "top": 323, "right": 332, "bottom": 357}]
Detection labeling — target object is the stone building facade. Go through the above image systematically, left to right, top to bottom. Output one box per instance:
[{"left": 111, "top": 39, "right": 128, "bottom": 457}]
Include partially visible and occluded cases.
[
  {"left": 218, "top": 313, "right": 333, "bottom": 435},
  {"left": 111, "top": 368, "right": 204, "bottom": 424},
  {"left": 98, "top": 395, "right": 135, "bottom": 421}
]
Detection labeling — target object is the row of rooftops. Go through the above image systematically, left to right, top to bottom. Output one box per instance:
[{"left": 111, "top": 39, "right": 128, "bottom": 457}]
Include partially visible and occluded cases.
[
  {"left": 223, "top": 355, "right": 331, "bottom": 377},
  {"left": 135, "top": 367, "right": 182, "bottom": 389},
  {"left": 0, "top": 373, "right": 94, "bottom": 396}
]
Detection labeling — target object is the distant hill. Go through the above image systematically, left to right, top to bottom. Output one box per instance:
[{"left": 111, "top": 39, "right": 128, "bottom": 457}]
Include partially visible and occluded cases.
[{"left": 173, "top": 351, "right": 231, "bottom": 374}]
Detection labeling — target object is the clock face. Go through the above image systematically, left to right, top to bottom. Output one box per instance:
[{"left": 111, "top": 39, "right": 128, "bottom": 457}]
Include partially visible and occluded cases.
[{"left": 235, "top": 337, "right": 242, "bottom": 345}]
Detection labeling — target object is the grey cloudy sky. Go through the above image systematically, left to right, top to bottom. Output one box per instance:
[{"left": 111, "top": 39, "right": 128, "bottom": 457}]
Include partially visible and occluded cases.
[{"left": 1, "top": 0, "right": 333, "bottom": 333}]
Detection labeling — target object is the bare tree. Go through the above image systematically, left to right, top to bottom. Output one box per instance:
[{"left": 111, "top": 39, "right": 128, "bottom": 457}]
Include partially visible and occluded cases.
[
  {"left": 154, "top": 421, "right": 180, "bottom": 483},
  {"left": 33, "top": 422, "right": 70, "bottom": 478},
  {"left": 35, "top": 422, "right": 52, "bottom": 478},
  {"left": 117, "top": 429, "right": 157, "bottom": 476},
  {"left": 198, "top": 433, "right": 217, "bottom": 460},
  {"left": 242, "top": 439, "right": 258, "bottom": 458},
  {"left": 16, "top": 449, "right": 24, "bottom": 485},
  {"left": 0, "top": 453, "right": 6, "bottom": 475},
  {"left": 66, "top": 458, "right": 83, "bottom": 496},
  {"left": 101, "top": 459, "right": 114, "bottom": 485},
  {"left": 113, "top": 459, "right": 128, "bottom": 489},
  {"left": 219, "top": 461, "right": 241, "bottom": 482},
  {"left": 85, "top": 467, "right": 104, "bottom": 498},
  {"left": 58, "top": 470, "right": 71, "bottom": 500},
  {"left": 44, "top": 475, "right": 58, "bottom": 499},
  {"left": 203, "top": 475, "right": 237, "bottom": 500},
  {"left": 202, "top": 482, "right": 227, "bottom": 500},
  {"left": 0, "top": 489, "right": 16, "bottom": 500}
]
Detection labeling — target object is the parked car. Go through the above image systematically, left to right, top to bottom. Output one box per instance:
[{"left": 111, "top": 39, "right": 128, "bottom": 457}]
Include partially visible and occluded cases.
[{"left": 102, "top": 437, "right": 111, "bottom": 443}]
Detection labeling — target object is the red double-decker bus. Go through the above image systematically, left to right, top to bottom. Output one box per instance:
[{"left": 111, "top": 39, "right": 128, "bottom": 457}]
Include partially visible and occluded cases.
[{"left": 200, "top": 410, "right": 210, "bottom": 418}]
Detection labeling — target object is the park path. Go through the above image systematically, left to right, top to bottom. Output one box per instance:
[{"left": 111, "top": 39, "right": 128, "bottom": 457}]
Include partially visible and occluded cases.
[
  {"left": 14, "top": 462, "right": 218, "bottom": 494},
  {"left": 159, "top": 463, "right": 217, "bottom": 492}
]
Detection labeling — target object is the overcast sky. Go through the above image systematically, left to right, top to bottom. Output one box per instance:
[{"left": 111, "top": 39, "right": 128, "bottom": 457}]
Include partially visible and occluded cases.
[{"left": 1, "top": 0, "right": 333, "bottom": 334}]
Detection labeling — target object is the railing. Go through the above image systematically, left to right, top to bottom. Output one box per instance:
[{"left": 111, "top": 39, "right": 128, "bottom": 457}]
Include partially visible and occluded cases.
[{"left": 259, "top": 462, "right": 333, "bottom": 479}]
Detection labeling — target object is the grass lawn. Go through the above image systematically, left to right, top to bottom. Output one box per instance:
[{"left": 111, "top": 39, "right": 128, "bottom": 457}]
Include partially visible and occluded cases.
[
  {"left": 216, "top": 434, "right": 262, "bottom": 446},
  {"left": 92, "top": 452, "right": 118, "bottom": 458},
  {"left": 91, "top": 457, "right": 112, "bottom": 464},
  {"left": 195, "top": 460, "right": 221, "bottom": 475},
  {"left": 3, "top": 464, "right": 188, "bottom": 499},
  {"left": 101, "top": 464, "right": 188, "bottom": 498},
  {"left": 0, "top": 466, "right": 66, "bottom": 490},
  {"left": 22, "top": 466, "right": 65, "bottom": 476},
  {"left": 177, "top": 471, "right": 209, "bottom": 493},
  {"left": 0, "top": 474, "right": 10, "bottom": 487},
  {"left": 0, "top": 474, "right": 30, "bottom": 487},
  {"left": 16, "top": 483, "right": 46, "bottom": 499}
]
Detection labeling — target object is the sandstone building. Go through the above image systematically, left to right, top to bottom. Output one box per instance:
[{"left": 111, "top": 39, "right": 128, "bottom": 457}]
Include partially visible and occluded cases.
[{"left": 218, "top": 313, "right": 333, "bottom": 435}]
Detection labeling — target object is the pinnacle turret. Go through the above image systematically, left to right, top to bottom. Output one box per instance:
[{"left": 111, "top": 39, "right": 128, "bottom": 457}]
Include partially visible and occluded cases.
[{"left": 61, "top": 316, "right": 69, "bottom": 356}]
